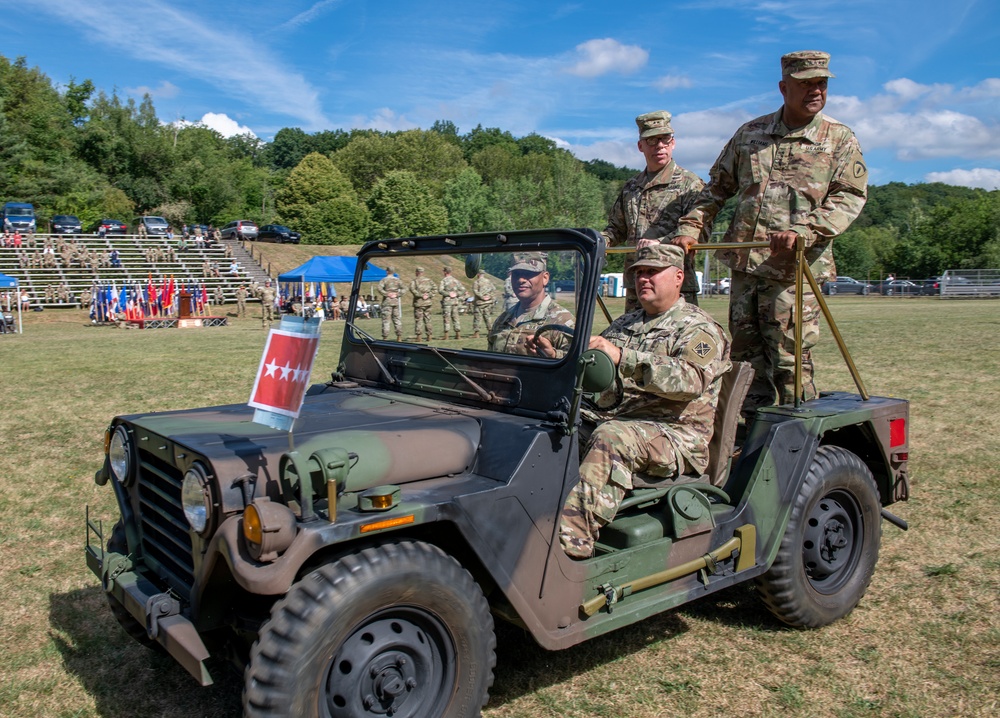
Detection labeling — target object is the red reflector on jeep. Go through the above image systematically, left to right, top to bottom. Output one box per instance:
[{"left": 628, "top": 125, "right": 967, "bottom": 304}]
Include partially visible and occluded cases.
[{"left": 890, "top": 418, "right": 906, "bottom": 447}]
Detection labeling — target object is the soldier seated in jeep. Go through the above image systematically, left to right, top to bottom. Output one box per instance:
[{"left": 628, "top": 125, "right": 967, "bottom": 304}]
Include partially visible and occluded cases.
[
  {"left": 555, "top": 244, "right": 731, "bottom": 558},
  {"left": 488, "top": 251, "right": 575, "bottom": 357}
]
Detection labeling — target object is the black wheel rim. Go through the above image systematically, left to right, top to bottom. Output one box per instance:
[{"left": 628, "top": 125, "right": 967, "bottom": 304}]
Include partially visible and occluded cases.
[
  {"left": 802, "top": 490, "right": 863, "bottom": 594},
  {"left": 324, "top": 607, "right": 456, "bottom": 718}
]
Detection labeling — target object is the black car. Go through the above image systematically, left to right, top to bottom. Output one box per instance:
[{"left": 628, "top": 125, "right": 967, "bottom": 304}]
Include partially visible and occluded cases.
[
  {"left": 51, "top": 214, "right": 83, "bottom": 234},
  {"left": 90, "top": 219, "right": 128, "bottom": 235},
  {"left": 257, "top": 224, "right": 301, "bottom": 244},
  {"left": 821, "top": 276, "right": 870, "bottom": 295},
  {"left": 870, "top": 279, "right": 921, "bottom": 296}
]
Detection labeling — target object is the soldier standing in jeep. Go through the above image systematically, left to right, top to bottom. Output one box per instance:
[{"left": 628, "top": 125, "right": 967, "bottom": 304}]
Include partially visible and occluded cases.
[{"left": 556, "top": 244, "right": 730, "bottom": 558}]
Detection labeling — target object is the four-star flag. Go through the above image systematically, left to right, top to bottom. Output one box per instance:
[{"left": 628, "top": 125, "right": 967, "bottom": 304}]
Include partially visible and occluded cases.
[{"left": 248, "top": 327, "right": 321, "bottom": 420}]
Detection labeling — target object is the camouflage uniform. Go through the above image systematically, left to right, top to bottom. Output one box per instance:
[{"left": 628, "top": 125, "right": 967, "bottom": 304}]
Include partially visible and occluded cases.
[
  {"left": 673, "top": 51, "right": 867, "bottom": 417},
  {"left": 603, "top": 111, "right": 710, "bottom": 310},
  {"left": 604, "top": 166, "right": 709, "bottom": 310},
  {"left": 560, "top": 245, "right": 731, "bottom": 559},
  {"left": 377, "top": 267, "right": 404, "bottom": 340},
  {"left": 409, "top": 269, "right": 436, "bottom": 340},
  {"left": 438, "top": 270, "right": 464, "bottom": 339},
  {"left": 470, "top": 272, "right": 496, "bottom": 337},
  {"left": 502, "top": 275, "right": 517, "bottom": 311},
  {"left": 259, "top": 283, "right": 276, "bottom": 329},
  {"left": 235, "top": 285, "right": 248, "bottom": 318},
  {"left": 213, "top": 286, "right": 225, "bottom": 309},
  {"left": 488, "top": 295, "right": 575, "bottom": 357}
]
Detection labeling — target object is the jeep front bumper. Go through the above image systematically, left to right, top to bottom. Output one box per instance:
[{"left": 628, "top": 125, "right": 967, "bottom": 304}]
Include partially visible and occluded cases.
[{"left": 85, "top": 511, "right": 212, "bottom": 685}]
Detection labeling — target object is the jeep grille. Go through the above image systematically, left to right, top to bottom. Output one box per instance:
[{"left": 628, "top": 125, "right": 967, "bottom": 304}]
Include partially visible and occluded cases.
[{"left": 136, "top": 448, "right": 195, "bottom": 600}]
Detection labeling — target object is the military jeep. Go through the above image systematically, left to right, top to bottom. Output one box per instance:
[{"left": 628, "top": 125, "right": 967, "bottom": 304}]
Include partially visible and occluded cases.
[{"left": 86, "top": 228, "right": 910, "bottom": 717}]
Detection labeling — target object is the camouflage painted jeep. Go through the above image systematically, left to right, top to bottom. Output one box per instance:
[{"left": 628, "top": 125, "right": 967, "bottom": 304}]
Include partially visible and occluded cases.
[{"left": 86, "top": 228, "right": 910, "bottom": 717}]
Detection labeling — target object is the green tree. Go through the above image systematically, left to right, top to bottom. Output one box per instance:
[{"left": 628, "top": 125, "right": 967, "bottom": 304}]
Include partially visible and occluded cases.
[
  {"left": 333, "top": 129, "right": 466, "bottom": 198},
  {"left": 277, "top": 152, "right": 370, "bottom": 244},
  {"left": 443, "top": 168, "right": 497, "bottom": 233},
  {"left": 367, "top": 171, "right": 448, "bottom": 239}
]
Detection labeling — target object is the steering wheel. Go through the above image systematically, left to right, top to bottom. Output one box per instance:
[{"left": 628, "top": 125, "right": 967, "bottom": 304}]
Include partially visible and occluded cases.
[{"left": 530, "top": 324, "right": 574, "bottom": 358}]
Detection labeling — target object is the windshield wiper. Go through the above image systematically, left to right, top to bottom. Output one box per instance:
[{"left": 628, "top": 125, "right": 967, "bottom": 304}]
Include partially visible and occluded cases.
[
  {"left": 346, "top": 322, "right": 397, "bottom": 387},
  {"left": 423, "top": 345, "right": 499, "bottom": 404}
]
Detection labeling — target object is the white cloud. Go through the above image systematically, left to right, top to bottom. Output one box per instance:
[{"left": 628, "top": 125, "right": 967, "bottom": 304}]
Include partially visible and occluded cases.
[
  {"left": 28, "top": 0, "right": 329, "bottom": 130},
  {"left": 280, "top": 0, "right": 343, "bottom": 31},
  {"left": 566, "top": 39, "right": 648, "bottom": 78},
  {"left": 654, "top": 75, "right": 694, "bottom": 91},
  {"left": 126, "top": 80, "right": 179, "bottom": 100},
  {"left": 349, "top": 108, "right": 418, "bottom": 133},
  {"left": 198, "top": 113, "right": 256, "bottom": 138},
  {"left": 924, "top": 168, "right": 1000, "bottom": 190}
]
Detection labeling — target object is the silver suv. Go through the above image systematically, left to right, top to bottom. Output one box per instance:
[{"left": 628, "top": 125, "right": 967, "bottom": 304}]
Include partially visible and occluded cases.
[
  {"left": 133, "top": 216, "right": 170, "bottom": 237},
  {"left": 221, "top": 220, "right": 258, "bottom": 241}
]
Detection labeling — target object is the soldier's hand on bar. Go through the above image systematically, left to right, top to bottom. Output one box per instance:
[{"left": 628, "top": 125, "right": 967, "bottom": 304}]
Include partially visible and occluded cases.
[
  {"left": 768, "top": 231, "right": 798, "bottom": 253},
  {"left": 670, "top": 235, "right": 698, "bottom": 253},
  {"left": 588, "top": 336, "right": 622, "bottom": 366}
]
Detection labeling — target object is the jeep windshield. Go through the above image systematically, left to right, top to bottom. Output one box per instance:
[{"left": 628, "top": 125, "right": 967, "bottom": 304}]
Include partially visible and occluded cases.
[{"left": 336, "top": 229, "right": 603, "bottom": 414}]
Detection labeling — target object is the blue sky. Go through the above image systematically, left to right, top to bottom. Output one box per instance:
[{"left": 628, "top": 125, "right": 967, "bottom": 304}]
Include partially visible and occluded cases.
[{"left": 2, "top": 0, "right": 999, "bottom": 188}]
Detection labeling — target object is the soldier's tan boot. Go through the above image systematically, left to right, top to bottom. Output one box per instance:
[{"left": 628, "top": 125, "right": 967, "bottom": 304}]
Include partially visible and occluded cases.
[
  {"left": 473, "top": 331, "right": 480, "bottom": 339},
  {"left": 441, "top": 332, "right": 448, "bottom": 340},
  {"left": 455, "top": 332, "right": 461, "bottom": 340},
  {"left": 397, "top": 333, "right": 402, "bottom": 341},
  {"left": 415, "top": 334, "right": 422, "bottom": 342}
]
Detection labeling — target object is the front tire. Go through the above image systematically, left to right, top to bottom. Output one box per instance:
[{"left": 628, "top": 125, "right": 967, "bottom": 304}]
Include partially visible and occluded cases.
[
  {"left": 756, "top": 446, "right": 882, "bottom": 628},
  {"left": 244, "top": 540, "right": 496, "bottom": 718}
]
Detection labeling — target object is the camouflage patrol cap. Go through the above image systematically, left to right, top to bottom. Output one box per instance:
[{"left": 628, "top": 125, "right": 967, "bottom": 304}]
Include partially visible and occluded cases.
[
  {"left": 781, "top": 50, "right": 835, "bottom": 79},
  {"left": 635, "top": 111, "right": 674, "bottom": 138},
  {"left": 624, "top": 243, "right": 685, "bottom": 283},
  {"left": 510, "top": 252, "right": 547, "bottom": 273},
  {"left": 384, "top": 265, "right": 393, "bottom": 274},
  {"left": 415, "top": 266, "right": 424, "bottom": 273}
]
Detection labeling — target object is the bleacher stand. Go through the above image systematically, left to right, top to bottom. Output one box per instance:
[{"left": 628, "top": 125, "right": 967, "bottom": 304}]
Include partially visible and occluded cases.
[{"left": 0, "top": 233, "right": 271, "bottom": 312}]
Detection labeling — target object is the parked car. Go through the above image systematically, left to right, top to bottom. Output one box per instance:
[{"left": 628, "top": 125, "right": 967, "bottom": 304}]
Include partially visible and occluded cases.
[
  {"left": 51, "top": 215, "right": 83, "bottom": 234},
  {"left": 133, "top": 216, "right": 170, "bottom": 237},
  {"left": 90, "top": 219, "right": 128, "bottom": 235},
  {"left": 220, "top": 220, "right": 258, "bottom": 241},
  {"left": 257, "top": 224, "right": 301, "bottom": 244},
  {"left": 921, "top": 275, "right": 972, "bottom": 295},
  {"left": 822, "top": 276, "right": 870, "bottom": 295},
  {"left": 871, "top": 279, "right": 920, "bottom": 296}
]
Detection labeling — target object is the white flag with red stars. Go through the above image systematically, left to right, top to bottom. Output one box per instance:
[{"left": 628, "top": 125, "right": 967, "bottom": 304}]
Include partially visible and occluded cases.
[{"left": 249, "top": 328, "right": 321, "bottom": 420}]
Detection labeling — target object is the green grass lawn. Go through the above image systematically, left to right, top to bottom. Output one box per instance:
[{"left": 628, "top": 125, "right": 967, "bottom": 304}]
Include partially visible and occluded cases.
[{"left": 0, "top": 296, "right": 997, "bottom": 717}]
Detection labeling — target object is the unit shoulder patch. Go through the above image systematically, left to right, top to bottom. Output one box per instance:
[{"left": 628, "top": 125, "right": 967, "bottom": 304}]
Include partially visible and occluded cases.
[{"left": 682, "top": 329, "right": 720, "bottom": 366}]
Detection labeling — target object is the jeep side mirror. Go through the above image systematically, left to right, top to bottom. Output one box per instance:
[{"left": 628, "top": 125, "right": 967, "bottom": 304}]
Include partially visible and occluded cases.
[
  {"left": 465, "top": 253, "right": 482, "bottom": 278},
  {"left": 580, "top": 349, "right": 616, "bottom": 394}
]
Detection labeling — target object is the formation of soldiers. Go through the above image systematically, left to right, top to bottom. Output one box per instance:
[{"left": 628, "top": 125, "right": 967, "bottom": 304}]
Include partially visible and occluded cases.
[{"left": 370, "top": 264, "right": 501, "bottom": 342}]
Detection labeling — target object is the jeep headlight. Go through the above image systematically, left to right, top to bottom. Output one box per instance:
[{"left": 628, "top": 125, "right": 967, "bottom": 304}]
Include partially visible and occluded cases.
[
  {"left": 108, "top": 425, "right": 132, "bottom": 485},
  {"left": 182, "top": 463, "right": 214, "bottom": 535}
]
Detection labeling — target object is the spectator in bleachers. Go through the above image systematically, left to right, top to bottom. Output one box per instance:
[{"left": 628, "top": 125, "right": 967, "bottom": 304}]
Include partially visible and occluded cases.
[
  {"left": 177, "top": 236, "right": 189, "bottom": 253},
  {"left": 110, "top": 248, "right": 121, "bottom": 268},
  {"left": 202, "top": 260, "right": 212, "bottom": 277},
  {"left": 227, "top": 260, "right": 240, "bottom": 275},
  {"left": 209, "top": 261, "right": 221, "bottom": 278},
  {"left": 58, "top": 283, "right": 70, "bottom": 304},
  {"left": 45, "top": 284, "right": 56, "bottom": 303},
  {"left": 213, "top": 285, "right": 225, "bottom": 309},
  {"left": 79, "top": 288, "right": 91, "bottom": 309},
  {"left": 339, "top": 296, "right": 349, "bottom": 318}
]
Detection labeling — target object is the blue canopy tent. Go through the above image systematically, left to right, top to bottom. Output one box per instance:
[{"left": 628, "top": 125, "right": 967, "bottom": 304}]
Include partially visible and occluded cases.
[
  {"left": 276, "top": 256, "right": 387, "bottom": 316},
  {"left": 0, "top": 272, "right": 22, "bottom": 333}
]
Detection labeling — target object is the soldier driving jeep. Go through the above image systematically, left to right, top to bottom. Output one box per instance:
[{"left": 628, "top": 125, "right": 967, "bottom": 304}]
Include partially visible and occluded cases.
[{"left": 551, "top": 244, "right": 731, "bottom": 558}]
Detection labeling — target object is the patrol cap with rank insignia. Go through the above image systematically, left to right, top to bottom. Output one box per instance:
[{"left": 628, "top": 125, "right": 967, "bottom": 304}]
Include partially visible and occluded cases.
[
  {"left": 781, "top": 50, "right": 835, "bottom": 79},
  {"left": 635, "top": 111, "right": 674, "bottom": 138},
  {"left": 624, "top": 243, "right": 684, "bottom": 283},
  {"left": 510, "top": 252, "right": 547, "bottom": 273}
]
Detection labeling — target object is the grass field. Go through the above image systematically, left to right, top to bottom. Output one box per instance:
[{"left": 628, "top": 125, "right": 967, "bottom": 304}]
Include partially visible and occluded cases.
[{"left": 0, "top": 295, "right": 997, "bottom": 718}]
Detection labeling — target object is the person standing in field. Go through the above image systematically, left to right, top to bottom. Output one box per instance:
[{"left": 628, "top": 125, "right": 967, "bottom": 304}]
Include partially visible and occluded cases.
[
  {"left": 671, "top": 50, "right": 867, "bottom": 418},
  {"left": 603, "top": 110, "right": 710, "bottom": 310},
  {"left": 377, "top": 265, "right": 404, "bottom": 341},
  {"left": 409, "top": 266, "right": 436, "bottom": 341},
  {"left": 439, "top": 266, "right": 464, "bottom": 340}
]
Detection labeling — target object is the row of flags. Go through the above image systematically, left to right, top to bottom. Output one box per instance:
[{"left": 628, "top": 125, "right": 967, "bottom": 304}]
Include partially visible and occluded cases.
[{"left": 89, "top": 275, "right": 212, "bottom": 322}]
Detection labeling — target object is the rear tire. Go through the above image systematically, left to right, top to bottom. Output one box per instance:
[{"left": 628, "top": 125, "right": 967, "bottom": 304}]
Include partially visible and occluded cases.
[
  {"left": 756, "top": 446, "right": 882, "bottom": 628},
  {"left": 244, "top": 540, "right": 495, "bottom": 718}
]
